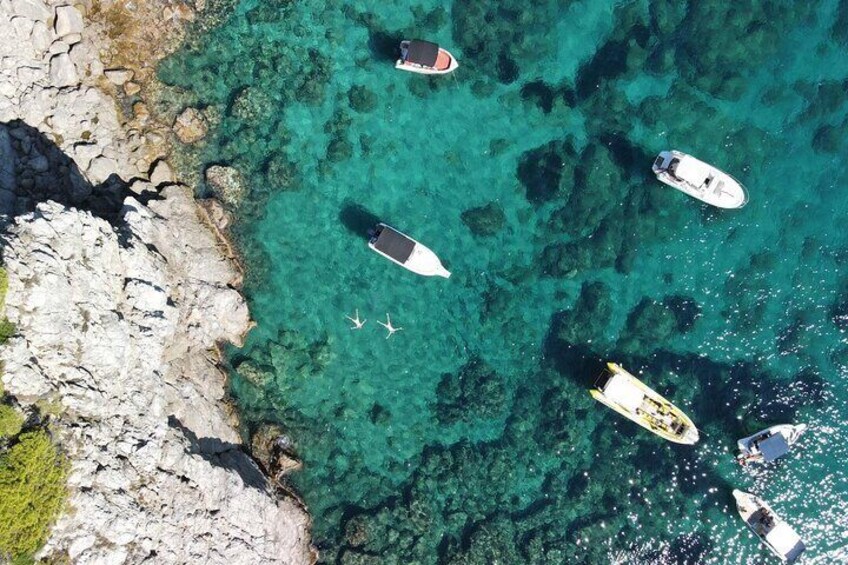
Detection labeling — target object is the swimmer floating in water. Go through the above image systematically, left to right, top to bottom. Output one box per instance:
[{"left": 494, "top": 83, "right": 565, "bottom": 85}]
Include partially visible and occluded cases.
[
  {"left": 346, "top": 309, "right": 366, "bottom": 330},
  {"left": 377, "top": 313, "right": 402, "bottom": 339}
]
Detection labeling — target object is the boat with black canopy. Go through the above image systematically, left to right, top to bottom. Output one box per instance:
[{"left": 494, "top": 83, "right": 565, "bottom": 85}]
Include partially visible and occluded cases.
[
  {"left": 395, "top": 40, "right": 458, "bottom": 75},
  {"left": 368, "top": 223, "right": 451, "bottom": 278}
]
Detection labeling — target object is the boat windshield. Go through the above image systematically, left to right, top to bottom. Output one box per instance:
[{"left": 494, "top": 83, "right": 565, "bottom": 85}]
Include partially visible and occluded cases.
[{"left": 668, "top": 158, "right": 680, "bottom": 177}]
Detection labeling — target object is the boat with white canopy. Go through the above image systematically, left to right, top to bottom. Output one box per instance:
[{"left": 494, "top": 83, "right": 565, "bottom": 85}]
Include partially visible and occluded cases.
[
  {"left": 652, "top": 150, "right": 748, "bottom": 209},
  {"left": 368, "top": 223, "right": 451, "bottom": 278},
  {"left": 589, "top": 362, "right": 699, "bottom": 445},
  {"left": 733, "top": 489, "right": 806, "bottom": 563}
]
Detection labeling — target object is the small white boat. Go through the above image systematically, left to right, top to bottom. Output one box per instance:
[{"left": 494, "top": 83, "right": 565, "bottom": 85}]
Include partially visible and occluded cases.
[
  {"left": 395, "top": 40, "right": 458, "bottom": 75},
  {"left": 652, "top": 150, "right": 748, "bottom": 209},
  {"left": 368, "top": 223, "right": 451, "bottom": 278},
  {"left": 589, "top": 362, "right": 699, "bottom": 445},
  {"left": 736, "top": 424, "right": 807, "bottom": 465},
  {"left": 733, "top": 489, "right": 806, "bottom": 563}
]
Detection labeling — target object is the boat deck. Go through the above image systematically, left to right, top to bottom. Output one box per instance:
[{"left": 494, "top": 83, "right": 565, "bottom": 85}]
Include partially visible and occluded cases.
[{"left": 434, "top": 51, "right": 451, "bottom": 70}]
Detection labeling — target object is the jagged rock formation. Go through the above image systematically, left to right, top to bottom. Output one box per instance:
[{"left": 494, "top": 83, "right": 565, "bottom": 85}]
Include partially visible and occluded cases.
[
  {"left": 0, "top": 1, "right": 314, "bottom": 563},
  {"left": 2, "top": 192, "right": 312, "bottom": 564}
]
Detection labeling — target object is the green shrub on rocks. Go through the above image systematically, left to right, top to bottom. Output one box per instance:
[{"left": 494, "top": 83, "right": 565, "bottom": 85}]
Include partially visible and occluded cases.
[
  {"left": 0, "top": 268, "right": 14, "bottom": 345},
  {"left": 0, "top": 268, "right": 7, "bottom": 304},
  {"left": 0, "top": 319, "right": 15, "bottom": 345},
  {"left": 0, "top": 406, "right": 23, "bottom": 440},
  {"left": 0, "top": 430, "right": 68, "bottom": 561}
]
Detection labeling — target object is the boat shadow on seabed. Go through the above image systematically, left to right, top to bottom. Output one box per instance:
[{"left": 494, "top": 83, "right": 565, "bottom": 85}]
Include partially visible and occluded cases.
[{"left": 338, "top": 201, "right": 382, "bottom": 241}]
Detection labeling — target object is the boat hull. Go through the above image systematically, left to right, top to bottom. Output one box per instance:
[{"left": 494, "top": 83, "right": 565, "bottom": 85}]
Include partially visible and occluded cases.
[
  {"left": 653, "top": 150, "right": 748, "bottom": 209},
  {"left": 589, "top": 362, "right": 699, "bottom": 445}
]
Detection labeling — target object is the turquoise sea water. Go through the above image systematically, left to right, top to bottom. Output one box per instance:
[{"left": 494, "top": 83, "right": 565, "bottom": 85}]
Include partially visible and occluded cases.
[{"left": 158, "top": 1, "right": 848, "bottom": 562}]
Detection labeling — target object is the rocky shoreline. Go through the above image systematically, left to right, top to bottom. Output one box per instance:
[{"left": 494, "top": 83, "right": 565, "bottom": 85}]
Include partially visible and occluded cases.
[{"left": 0, "top": 1, "right": 314, "bottom": 562}]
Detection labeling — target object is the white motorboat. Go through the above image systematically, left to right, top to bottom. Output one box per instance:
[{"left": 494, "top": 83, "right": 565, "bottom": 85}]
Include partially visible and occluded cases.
[
  {"left": 395, "top": 40, "right": 458, "bottom": 75},
  {"left": 652, "top": 150, "right": 748, "bottom": 209},
  {"left": 368, "top": 223, "right": 451, "bottom": 278},
  {"left": 589, "top": 362, "right": 699, "bottom": 445},
  {"left": 736, "top": 424, "right": 807, "bottom": 465},
  {"left": 733, "top": 490, "right": 806, "bottom": 563}
]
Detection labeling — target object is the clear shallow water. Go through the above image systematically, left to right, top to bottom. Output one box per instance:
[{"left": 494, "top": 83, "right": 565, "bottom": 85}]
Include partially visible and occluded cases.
[{"left": 158, "top": 1, "right": 848, "bottom": 562}]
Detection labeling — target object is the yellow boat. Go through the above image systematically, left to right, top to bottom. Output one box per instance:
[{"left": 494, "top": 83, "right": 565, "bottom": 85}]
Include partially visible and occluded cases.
[{"left": 589, "top": 362, "right": 699, "bottom": 445}]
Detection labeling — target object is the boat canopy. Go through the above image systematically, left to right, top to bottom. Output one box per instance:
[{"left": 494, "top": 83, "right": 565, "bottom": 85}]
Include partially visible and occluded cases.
[
  {"left": 406, "top": 40, "right": 439, "bottom": 67},
  {"left": 675, "top": 156, "right": 711, "bottom": 186},
  {"left": 373, "top": 226, "right": 415, "bottom": 263},
  {"left": 603, "top": 374, "right": 643, "bottom": 412},
  {"left": 759, "top": 433, "right": 790, "bottom": 462},
  {"left": 766, "top": 522, "right": 804, "bottom": 559}
]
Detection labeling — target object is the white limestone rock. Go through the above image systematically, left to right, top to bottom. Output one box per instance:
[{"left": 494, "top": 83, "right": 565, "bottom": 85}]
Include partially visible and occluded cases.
[
  {"left": 11, "top": 0, "right": 50, "bottom": 21},
  {"left": 54, "top": 5, "right": 84, "bottom": 37},
  {"left": 11, "top": 14, "right": 34, "bottom": 37},
  {"left": 30, "top": 20, "right": 52, "bottom": 52},
  {"left": 49, "top": 39, "right": 70, "bottom": 54},
  {"left": 49, "top": 52, "right": 78, "bottom": 87},
  {"left": 16, "top": 65, "right": 42, "bottom": 85},
  {"left": 105, "top": 68, "right": 134, "bottom": 86},
  {"left": 0, "top": 79, "right": 15, "bottom": 98},
  {"left": 86, "top": 154, "right": 117, "bottom": 183},
  {"left": 149, "top": 158, "right": 174, "bottom": 187},
  {"left": 1, "top": 200, "right": 313, "bottom": 565}
]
